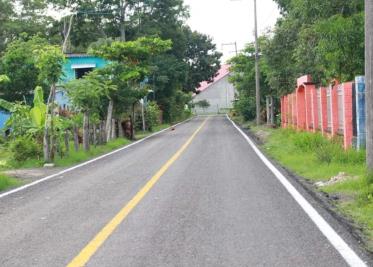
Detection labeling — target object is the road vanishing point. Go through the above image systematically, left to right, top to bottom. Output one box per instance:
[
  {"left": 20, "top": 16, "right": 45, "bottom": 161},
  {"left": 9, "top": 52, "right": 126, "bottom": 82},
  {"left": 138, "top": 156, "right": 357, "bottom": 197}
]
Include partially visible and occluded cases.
[{"left": 0, "top": 116, "right": 370, "bottom": 267}]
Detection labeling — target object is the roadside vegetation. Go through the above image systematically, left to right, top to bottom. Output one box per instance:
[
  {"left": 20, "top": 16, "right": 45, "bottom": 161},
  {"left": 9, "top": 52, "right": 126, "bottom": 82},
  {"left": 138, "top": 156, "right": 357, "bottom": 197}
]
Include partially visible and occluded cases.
[
  {"left": 0, "top": 0, "right": 220, "bottom": 191},
  {"left": 228, "top": 0, "right": 371, "bottom": 251},
  {"left": 232, "top": 116, "right": 373, "bottom": 251}
]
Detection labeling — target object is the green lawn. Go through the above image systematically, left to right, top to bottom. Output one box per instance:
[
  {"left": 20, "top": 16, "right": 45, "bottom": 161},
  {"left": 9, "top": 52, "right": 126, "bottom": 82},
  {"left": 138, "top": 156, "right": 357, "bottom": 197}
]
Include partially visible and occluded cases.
[{"left": 244, "top": 122, "right": 373, "bottom": 252}]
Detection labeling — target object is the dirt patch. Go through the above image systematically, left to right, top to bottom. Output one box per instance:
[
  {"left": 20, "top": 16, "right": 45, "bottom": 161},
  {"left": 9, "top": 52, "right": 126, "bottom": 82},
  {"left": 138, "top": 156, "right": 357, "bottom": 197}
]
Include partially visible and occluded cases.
[
  {"left": 255, "top": 129, "right": 271, "bottom": 143},
  {"left": 4, "top": 167, "right": 64, "bottom": 183},
  {"left": 315, "top": 172, "right": 359, "bottom": 187}
]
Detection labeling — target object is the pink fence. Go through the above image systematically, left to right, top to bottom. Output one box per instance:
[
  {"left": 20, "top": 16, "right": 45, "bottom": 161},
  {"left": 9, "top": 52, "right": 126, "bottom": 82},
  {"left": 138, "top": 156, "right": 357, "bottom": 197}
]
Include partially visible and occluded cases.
[{"left": 281, "top": 75, "right": 354, "bottom": 149}]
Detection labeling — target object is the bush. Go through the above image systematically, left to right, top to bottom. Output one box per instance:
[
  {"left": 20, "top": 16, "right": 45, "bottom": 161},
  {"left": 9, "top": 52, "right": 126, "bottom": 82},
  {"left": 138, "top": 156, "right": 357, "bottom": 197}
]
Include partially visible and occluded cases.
[
  {"left": 145, "top": 102, "right": 161, "bottom": 131},
  {"left": 10, "top": 137, "right": 42, "bottom": 162}
]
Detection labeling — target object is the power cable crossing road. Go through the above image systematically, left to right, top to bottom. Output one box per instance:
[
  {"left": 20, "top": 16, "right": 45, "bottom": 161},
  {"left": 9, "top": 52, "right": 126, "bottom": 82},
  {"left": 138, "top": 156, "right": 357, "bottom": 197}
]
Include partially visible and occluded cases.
[{"left": 0, "top": 116, "right": 369, "bottom": 266}]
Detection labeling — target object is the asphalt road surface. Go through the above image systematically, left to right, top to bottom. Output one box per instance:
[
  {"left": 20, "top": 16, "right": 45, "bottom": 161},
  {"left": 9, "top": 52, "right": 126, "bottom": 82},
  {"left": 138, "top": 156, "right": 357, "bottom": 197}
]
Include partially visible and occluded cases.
[{"left": 0, "top": 116, "right": 370, "bottom": 267}]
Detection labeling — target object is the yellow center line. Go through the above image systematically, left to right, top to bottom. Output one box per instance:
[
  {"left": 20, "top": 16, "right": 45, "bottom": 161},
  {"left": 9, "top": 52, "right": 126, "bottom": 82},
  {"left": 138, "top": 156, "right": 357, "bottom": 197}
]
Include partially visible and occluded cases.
[{"left": 66, "top": 118, "right": 208, "bottom": 267}]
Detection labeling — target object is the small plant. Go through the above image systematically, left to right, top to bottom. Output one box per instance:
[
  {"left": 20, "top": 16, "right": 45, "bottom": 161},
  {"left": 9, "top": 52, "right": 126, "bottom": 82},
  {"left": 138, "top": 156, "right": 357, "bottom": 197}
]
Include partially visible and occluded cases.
[
  {"left": 292, "top": 131, "right": 326, "bottom": 152},
  {"left": 9, "top": 136, "right": 42, "bottom": 162},
  {"left": 315, "top": 143, "right": 334, "bottom": 164},
  {"left": 366, "top": 172, "right": 373, "bottom": 186}
]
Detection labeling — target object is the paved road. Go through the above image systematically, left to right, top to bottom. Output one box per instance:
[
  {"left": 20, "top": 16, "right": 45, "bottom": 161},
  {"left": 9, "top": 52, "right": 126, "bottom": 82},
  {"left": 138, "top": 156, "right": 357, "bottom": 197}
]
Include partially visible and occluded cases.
[{"left": 0, "top": 116, "right": 369, "bottom": 266}]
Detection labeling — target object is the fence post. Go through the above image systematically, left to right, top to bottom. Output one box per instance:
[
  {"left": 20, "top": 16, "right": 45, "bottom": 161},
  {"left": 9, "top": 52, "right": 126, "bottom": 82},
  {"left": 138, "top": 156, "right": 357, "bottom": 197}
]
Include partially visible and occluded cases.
[
  {"left": 355, "top": 76, "right": 366, "bottom": 150},
  {"left": 343, "top": 82, "right": 354, "bottom": 149},
  {"left": 331, "top": 84, "right": 339, "bottom": 136},
  {"left": 311, "top": 86, "right": 318, "bottom": 133}
]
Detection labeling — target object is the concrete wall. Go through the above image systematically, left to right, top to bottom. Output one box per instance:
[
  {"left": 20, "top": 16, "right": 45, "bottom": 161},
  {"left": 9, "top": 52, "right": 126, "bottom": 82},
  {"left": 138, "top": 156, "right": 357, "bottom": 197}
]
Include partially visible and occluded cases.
[
  {"left": 193, "top": 75, "right": 236, "bottom": 114},
  {"left": 281, "top": 75, "right": 363, "bottom": 150}
]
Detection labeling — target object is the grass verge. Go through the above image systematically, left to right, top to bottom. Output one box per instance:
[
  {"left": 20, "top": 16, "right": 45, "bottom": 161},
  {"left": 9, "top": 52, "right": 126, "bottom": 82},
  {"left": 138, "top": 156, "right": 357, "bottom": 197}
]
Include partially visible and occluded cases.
[
  {"left": 236, "top": 118, "right": 373, "bottom": 251},
  {"left": 0, "top": 123, "right": 172, "bottom": 192},
  {"left": 0, "top": 173, "right": 22, "bottom": 191}
]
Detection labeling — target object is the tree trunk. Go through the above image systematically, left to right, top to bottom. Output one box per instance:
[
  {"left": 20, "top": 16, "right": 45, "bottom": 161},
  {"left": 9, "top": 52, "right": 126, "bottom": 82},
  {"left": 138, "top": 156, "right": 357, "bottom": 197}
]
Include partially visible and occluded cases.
[
  {"left": 366, "top": 0, "right": 373, "bottom": 171},
  {"left": 120, "top": 1, "right": 127, "bottom": 41},
  {"left": 62, "top": 15, "right": 74, "bottom": 53},
  {"left": 43, "top": 83, "right": 56, "bottom": 163},
  {"left": 270, "top": 96, "right": 275, "bottom": 125},
  {"left": 105, "top": 99, "right": 114, "bottom": 142},
  {"left": 131, "top": 103, "right": 135, "bottom": 140},
  {"left": 83, "top": 111, "right": 90, "bottom": 151},
  {"left": 111, "top": 119, "right": 116, "bottom": 139},
  {"left": 118, "top": 119, "right": 124, "bottom": 137},
  {"left": 100, "top": 120, "right": 106, "bottom": 144},
  {"left": 93, "top": 124, "right": 97, "bottom": 147},
  {"left": 73, "top": 125, "right": 79, "bottom": 151},
  {"left": 64, "top": 129, "right": 69, "bottom": 156}
]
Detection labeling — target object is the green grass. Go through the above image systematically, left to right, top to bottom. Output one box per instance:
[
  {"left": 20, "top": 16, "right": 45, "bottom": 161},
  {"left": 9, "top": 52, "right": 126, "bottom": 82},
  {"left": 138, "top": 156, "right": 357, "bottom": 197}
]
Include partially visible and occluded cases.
[
  {"left": 245, "top": 122, "right": 373, "bottom": 251},
  {"left": 0, "top": 173, "right": 22, "bottom": 191}
]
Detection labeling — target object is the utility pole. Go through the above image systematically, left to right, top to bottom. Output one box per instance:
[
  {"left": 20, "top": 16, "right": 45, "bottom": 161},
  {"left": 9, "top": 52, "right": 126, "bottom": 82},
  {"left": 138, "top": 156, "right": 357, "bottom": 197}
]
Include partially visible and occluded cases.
[
  {"left": 254, "top": 0, "right": 261, "bottom": 125},
  {"left": 366, "top": 0, "right": 373, "bottom": 171},
  {"left": 222, "top": 42, "right": 238, "bottom": 56}
]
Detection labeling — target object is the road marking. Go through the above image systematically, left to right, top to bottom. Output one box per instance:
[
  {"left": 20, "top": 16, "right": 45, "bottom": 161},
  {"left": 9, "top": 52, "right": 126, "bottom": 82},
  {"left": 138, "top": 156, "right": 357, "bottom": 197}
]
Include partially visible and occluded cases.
[
  {"left": 226, "top": 115, "right": 367, "bottom": 267},
  {"left": 0, "top": 118, "right": 194, "bottom": 200},
  {"left": 66, "top": 118, "right": 208, "bottom": 267}
]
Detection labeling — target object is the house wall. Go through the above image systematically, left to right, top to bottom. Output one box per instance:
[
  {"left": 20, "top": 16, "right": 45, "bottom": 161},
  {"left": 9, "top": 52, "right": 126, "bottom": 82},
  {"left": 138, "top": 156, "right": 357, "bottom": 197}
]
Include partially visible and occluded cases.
[
  {"left": 57, "top": 56, "right": 108, "bottom": 109},
  {"left": 60, "top": 56, "right": 107, "bottom": 83},
  {"left": 193, "top": 75, "right": 236, "bottom": 114}
]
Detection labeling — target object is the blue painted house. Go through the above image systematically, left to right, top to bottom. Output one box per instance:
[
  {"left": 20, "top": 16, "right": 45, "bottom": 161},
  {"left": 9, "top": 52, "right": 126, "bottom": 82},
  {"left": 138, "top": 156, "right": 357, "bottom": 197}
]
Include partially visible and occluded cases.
[
  {"left": 0, "top": 54, "right": 108, "bottom": 129},
  {"left": 56, "top": 54, "right": 109, "bottom": 109}
]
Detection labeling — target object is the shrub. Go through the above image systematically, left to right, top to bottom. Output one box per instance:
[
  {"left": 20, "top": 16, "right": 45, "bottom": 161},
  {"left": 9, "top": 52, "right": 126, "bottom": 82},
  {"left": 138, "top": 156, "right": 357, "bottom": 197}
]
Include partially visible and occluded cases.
[
  {"left": 145, "top": 101, "right": 161, "bottom": 131},
  {"left": 9, "top": 136, "right": 42, "bottom": 162}
]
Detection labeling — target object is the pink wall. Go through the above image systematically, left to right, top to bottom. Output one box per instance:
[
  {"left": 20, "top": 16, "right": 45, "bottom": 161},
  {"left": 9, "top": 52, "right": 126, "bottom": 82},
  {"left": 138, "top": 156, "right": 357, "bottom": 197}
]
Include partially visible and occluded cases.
[{"left": 281, "top": 75, "right": 355, "bottom": 150}]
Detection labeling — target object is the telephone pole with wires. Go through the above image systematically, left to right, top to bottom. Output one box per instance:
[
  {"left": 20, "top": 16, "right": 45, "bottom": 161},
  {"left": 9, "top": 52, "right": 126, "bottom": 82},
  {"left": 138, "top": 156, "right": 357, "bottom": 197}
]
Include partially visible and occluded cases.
[{"left": 254, "top": 0, "right": 261, "bottom": 125}]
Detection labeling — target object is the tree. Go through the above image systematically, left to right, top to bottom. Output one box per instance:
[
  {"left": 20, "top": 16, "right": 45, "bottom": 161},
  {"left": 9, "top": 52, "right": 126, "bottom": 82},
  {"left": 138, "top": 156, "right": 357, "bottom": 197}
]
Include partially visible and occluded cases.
[
  {"left": 263, "top": 0, "right": 364, "bottom": 97},
  {"left": 183, "top": 28, "right": 222, "bottom": 92},
  {"left": 0, "top": 36, "right": 48, "bottom": 102},
  {"left": 90, "top": 37, "right": 172, "bottom": 140},
  {"left": 229, "top": 40, "right": 272, "bottom": 121},
  {"left": 33, "top": 44, "right": 65, "bottom": 162},
  {"left": 65, "top": 73, "right": 110, "bottom": 151},
  {"left": 195, "top": 99, "right": 210, "bottom": 112}
]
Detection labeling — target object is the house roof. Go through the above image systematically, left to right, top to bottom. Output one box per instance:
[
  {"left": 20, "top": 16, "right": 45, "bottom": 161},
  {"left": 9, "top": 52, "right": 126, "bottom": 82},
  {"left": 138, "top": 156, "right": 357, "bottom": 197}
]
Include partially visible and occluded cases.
[{"left": 196, "top": 64, "right": 230, "bottom": 93}]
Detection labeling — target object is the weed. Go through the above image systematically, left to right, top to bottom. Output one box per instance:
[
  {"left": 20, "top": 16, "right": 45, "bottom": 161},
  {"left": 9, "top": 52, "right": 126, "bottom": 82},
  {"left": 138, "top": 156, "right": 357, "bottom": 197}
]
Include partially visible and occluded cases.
[{"left": 0, "top": 174, "right": 21, "bottom": 191}]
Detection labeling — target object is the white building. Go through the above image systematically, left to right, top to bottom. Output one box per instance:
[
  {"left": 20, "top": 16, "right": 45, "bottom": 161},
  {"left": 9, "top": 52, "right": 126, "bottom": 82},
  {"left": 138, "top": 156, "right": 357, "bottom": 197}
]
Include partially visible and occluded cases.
[{"left": 193, "top": 65, "right": 236, "bottom": 114}]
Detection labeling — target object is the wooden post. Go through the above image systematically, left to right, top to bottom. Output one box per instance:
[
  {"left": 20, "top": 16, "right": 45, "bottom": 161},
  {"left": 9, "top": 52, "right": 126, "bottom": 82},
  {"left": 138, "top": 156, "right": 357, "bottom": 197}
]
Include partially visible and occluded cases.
[
  {"left": 270, "top": 96, "right": 274, "bottom": 125},
  {"left": 83, "top": 111, "right": 90, "bottom": 151},
  {"left": 73, "top": 125, "right": 79, "bottom": 151}
]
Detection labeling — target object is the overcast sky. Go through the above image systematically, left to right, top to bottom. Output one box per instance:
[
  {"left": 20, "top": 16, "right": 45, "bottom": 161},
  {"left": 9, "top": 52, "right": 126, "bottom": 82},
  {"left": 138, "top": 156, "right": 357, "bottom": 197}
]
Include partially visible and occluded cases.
[{"left": 184, "top": 0, "right": 281, "bottom": 62}]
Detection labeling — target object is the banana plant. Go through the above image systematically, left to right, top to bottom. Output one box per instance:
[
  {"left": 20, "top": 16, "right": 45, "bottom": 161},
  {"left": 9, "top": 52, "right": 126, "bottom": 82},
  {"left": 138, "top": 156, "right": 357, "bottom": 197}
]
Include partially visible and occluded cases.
[{"left": 0, "top": 86, "right": 47, "bottom": 138}]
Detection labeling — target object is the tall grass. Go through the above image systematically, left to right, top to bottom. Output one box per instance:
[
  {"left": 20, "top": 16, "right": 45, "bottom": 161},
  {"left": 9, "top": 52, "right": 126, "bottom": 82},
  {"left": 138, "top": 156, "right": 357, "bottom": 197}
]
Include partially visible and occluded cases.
[{"left": 0, "top": 174, "right": 21, "bottom": 191}]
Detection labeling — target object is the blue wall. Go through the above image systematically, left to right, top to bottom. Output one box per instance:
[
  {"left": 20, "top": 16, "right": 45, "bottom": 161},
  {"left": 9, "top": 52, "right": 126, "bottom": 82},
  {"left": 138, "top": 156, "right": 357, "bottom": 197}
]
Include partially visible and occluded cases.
[
  {"left": 57, "top": 55, "right": 108, "bottom": 108},
  {"left": 60, "top": 55, "right": 108, "bottom": 83},
  {"left": 0, "top": 111, "right": 10, "bottom": 130}
]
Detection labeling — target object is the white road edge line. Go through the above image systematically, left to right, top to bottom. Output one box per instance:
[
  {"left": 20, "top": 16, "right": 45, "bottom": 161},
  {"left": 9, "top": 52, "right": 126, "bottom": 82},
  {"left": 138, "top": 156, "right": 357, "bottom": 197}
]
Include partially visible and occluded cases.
[
  {"left": 226, "top": 115, "right": 367, "bottom": 267},
  {"left": 0, "top": 117, "right": 195, "bottom": 200}
]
